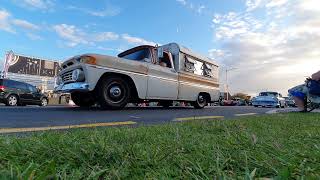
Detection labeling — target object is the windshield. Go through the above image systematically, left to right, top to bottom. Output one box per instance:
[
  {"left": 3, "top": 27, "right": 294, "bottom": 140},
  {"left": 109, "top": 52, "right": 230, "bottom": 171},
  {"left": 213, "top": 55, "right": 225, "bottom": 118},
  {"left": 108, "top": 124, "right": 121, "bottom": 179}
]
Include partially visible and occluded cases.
[
  {"left": 119, "top": 48, "right": 150, "bottom": 61},
  {"left": 259, "top": 92, "right": 278, "bottom": 97}
]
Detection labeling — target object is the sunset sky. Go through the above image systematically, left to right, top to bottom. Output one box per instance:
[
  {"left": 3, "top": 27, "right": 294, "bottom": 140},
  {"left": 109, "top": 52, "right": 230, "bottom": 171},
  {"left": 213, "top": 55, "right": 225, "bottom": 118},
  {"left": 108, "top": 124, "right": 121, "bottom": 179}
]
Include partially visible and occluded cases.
[{"left": 0, "top": 0, "right": 319, "bottom": 96}]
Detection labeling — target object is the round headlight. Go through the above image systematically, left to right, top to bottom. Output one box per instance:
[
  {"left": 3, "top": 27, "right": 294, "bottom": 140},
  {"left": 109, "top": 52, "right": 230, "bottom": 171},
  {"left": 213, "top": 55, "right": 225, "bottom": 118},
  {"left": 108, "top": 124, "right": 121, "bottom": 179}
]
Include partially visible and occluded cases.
[{"left": 72, "top": 69, "right": 84, "bottom": 82}]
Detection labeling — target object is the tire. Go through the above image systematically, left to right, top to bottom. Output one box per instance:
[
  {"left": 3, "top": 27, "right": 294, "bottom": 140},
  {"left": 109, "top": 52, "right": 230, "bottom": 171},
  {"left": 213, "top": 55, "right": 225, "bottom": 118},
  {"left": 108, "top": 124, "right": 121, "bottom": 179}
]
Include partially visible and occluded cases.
[
  {"left": 97, "top": 76, "right": 130, "bottom": 110},
  {"left": 71, "top": 92, "right": 95, "bottom": 108},
  {"left": 6, "top": 94, "right": 18, "bottom": 106},
  {"left": 193, "top": 94, "right": 208, "bottom": 109},
  {"left": 40, "top": 98, "right": 48, "bottom": 107},
  {"left": 159, "top": 101, "right": 172, "bottom": 108},
  {"left": 254, "top": 105, "right": 259, "bottom": 107}
]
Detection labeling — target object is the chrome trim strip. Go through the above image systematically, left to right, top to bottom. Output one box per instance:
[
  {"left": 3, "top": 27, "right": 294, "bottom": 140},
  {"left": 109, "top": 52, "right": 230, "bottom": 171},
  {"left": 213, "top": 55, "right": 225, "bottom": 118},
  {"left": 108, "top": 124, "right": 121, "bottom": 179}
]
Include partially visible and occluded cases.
[
  {"left": 92, "top": 65, "right": 178, "bottom": 82},
  {"left": 179, "top": 81, "right": 219, "bottom": 89}
]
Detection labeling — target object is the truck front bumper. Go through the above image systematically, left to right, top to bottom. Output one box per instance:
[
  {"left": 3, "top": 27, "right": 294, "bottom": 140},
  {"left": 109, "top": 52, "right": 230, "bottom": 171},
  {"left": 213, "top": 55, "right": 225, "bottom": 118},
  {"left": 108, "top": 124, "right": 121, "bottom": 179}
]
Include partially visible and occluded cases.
[{"left": 54, "top": 82, "right": 90, "bottom": 93}]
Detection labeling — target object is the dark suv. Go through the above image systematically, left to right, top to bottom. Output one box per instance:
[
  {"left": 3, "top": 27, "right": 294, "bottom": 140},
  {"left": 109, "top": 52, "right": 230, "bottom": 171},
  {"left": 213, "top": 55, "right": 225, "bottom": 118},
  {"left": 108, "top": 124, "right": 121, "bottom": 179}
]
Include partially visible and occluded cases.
[{"left": 0, "top": 79, "right": 48, "bottom": 106}]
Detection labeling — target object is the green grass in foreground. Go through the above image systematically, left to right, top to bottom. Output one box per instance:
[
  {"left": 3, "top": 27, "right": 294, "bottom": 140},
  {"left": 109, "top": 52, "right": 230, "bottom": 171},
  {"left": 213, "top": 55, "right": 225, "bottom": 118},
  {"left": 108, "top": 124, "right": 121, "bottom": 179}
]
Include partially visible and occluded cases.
[{"left": 0, "top": 113, "right": 320, "bottom": 179}]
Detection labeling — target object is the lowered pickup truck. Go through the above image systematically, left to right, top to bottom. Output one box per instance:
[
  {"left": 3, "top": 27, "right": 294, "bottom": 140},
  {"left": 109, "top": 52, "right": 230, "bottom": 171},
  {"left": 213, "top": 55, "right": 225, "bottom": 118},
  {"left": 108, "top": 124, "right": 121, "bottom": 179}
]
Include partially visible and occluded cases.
[{"left": 252, "top": 91, "right": 286, "bottom": 108}]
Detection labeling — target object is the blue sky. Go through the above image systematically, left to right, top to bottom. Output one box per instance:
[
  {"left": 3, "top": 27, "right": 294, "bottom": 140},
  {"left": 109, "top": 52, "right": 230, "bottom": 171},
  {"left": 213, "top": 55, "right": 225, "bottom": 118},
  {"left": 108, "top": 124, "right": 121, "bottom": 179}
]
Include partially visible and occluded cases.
[
  {"left": 0, "top": 0, "right": 319, "bottom": 95},
  {"left": 0, "top": 0, "right": 244, "bottom": 61}
]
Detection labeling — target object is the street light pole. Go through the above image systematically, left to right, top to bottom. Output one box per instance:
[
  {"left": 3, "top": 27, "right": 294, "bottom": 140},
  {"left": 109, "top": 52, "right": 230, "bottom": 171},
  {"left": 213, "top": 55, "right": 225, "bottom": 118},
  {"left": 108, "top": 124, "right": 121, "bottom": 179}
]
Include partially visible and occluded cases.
[{"left": 225, "top": 68, "right": 237, "bottom": 101}]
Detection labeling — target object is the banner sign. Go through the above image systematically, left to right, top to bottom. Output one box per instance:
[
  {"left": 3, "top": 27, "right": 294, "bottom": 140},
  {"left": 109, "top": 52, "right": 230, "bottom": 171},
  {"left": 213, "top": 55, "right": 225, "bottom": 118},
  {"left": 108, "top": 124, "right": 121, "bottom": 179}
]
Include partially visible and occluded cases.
[{"left": 4, "top": 51, "right": 60, "bottom": 78}]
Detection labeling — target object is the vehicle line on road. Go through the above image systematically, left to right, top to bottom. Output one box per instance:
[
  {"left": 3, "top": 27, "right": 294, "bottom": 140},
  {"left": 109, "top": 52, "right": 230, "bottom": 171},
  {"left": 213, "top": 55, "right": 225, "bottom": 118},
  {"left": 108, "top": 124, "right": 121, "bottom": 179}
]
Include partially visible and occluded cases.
[
  {"left": 234, "top": 113, "right": 258, "bottom": 116},
  {"left": 173, "top": 116, "right": 224, "bottom": 122},
  {"left": 0, "top": 121, "right": 137, "bottom": 134}
]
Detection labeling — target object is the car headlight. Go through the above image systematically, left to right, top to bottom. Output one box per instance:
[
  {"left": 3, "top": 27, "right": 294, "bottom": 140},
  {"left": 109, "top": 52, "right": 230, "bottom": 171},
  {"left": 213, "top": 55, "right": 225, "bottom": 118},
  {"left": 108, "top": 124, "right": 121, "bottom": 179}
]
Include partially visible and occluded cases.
[{"left": 72, "top": 69, "right": 85, "bottom": 82}]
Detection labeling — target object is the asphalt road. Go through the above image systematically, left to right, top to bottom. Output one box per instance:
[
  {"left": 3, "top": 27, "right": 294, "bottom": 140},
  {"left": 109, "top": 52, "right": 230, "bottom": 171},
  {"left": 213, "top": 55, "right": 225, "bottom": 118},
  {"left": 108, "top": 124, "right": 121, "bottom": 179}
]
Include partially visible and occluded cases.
[{"left": 0, "top": 105, "right": 274, "bottom": 131}]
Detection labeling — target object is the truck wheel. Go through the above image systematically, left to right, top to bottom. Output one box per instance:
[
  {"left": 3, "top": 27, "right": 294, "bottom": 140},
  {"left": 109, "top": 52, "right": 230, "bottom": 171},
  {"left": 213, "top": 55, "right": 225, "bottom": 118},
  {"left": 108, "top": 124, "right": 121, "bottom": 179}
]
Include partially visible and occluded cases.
[
  {"left": 97, "top": 76, "right": 130, "bottom": 110},
  {"left": 71, "top": 92, "right": 95, "bottom": 107},
  {"left": 6, "top": 94, "right": 18, "bottom": 106},
  {"left": 193, "top": 94, "right": 207, "bottom": 109}
]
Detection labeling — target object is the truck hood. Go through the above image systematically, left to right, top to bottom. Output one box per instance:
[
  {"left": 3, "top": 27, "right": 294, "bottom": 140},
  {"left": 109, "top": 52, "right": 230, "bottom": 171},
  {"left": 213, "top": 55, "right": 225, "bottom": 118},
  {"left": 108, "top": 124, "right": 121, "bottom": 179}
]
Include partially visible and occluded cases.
[{"left": 61, "top": 53, "right": 148, "bottom": 75}]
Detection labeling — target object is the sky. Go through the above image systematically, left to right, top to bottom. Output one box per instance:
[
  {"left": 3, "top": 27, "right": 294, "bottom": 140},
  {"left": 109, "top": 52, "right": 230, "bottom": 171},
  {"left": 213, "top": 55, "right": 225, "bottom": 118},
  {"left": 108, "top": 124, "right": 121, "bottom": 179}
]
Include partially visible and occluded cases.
[{"left": 0, "top": 0, "right": 319, "bottom": 96}]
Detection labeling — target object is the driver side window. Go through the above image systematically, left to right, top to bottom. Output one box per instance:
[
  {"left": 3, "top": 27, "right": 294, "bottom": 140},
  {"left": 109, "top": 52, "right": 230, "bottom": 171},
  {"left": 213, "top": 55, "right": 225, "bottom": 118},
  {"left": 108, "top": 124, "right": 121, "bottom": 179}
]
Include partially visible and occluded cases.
[{"left": 158, "top": 51, "right": 172, "bottom": 69}]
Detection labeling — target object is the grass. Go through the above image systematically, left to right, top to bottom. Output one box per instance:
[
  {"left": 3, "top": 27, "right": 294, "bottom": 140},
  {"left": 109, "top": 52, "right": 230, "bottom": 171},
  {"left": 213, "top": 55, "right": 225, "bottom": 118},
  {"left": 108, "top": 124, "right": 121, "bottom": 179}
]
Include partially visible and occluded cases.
[{"left": 0, "top": 113, "right": 320, "bottom": 179}]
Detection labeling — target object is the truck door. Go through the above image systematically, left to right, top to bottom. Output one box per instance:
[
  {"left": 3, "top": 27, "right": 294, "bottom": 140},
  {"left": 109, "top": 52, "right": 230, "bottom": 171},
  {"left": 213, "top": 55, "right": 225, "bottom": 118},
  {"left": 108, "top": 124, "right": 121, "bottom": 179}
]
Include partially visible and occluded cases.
[{"left": 147, "top": 52, "right": 178, "bottom": 99}]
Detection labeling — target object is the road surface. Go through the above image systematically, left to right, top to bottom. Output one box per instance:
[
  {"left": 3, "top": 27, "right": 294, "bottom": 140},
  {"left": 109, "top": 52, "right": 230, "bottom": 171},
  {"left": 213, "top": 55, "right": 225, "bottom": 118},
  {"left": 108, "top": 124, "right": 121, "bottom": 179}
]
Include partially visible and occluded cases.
[{"left": 0, "top": 105, "right": 274, "bottom": 133}]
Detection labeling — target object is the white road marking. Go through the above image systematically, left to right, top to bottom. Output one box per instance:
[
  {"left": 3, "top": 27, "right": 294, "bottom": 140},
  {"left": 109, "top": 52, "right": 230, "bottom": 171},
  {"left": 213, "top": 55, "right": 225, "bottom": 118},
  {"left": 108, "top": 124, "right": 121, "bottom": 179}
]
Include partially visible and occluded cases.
[
  {"left": 235, "top": 113, "right": 258, "bottom": 116},
  {"left": 173, "top": 116, "right": 224, "bottom": 121}
]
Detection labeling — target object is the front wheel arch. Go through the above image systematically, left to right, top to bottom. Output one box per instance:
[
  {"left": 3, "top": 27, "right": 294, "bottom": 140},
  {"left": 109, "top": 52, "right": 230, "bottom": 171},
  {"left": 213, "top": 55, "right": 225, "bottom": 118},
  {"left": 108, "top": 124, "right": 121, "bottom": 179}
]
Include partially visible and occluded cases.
[{"left": 95, "top": 72, "right": 139, "bottom": 101}]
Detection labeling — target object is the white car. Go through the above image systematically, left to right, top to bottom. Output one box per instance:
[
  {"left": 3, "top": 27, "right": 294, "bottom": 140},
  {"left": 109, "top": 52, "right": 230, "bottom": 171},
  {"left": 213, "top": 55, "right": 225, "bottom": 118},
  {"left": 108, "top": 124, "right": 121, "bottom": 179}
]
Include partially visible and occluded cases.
[{"left": 252, "top": 92, "right": 286, "bottom": 108}]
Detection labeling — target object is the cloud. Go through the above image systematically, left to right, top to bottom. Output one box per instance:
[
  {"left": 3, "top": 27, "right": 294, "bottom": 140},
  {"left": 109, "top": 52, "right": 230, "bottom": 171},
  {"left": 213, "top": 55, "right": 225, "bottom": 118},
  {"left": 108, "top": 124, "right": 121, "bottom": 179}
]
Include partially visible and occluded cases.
[
  {"left": 19, "top": 0, "right": 54, "bottom": 10},
  {"left": 176, "top": 0, "right": 187, "bottom": 5},
  {"left": 176, "top": 0, "right": 206, "bottom": 15},
  {"left": 210, "top": 0, "right": 320, "bottom": 95},
  {"left": 245, "top": 0, "right": 263, "bottom": 11},
  {"left": 67, "top": 4, "right": 120, "bottom": 17},
  {"left": 0, "top": 9, "right": 15, "bottom": 33},
  {"left": 0, "top": 9, "right": 40, "bottom": 33},
  {"left": 12, "top": 19, "right": 39, "bottom": 30},
  {"left": 53, "top": 24, "right": 88, "bottom": 47},
  {"left": 53, "top": 24, "right": 155, "bottom": 48},
  {"left": 94, "top": 32, "right": 119, "bottom": 42},
  {"left": 121, "top": 34, "right": 157, "bottom": 46}
]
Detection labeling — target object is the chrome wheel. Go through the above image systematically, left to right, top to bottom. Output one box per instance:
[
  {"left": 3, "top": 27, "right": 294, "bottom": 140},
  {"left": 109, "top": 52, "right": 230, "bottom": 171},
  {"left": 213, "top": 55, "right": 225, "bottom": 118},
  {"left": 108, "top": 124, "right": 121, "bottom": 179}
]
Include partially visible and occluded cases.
[
  {"left": 98, "top": 77, "right": 130, "bottom": 110},
  {"left": 105, "top": 82, "right": 125, "bottom": 104},
  {"left": 193, "top": 94, "right": 207, "bottom": 109},
  {"left": 8, "top": 95, "right": 18, "bottom": 106},
  {"left": 198, "top": 95, "right": 205, "bottom": 104},
  {"left": 41, "top": 98, "right": 48, "bottom": 106}
]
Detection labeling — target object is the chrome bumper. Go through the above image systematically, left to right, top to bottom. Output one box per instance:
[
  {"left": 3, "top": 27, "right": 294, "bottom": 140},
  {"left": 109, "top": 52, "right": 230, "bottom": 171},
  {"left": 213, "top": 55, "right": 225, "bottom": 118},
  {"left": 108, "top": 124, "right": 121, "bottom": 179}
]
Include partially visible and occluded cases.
[
  {"left": 54, "top": 82, "right": 89, "bottom": 93},
  {"left": 252, "top": 101, "right": 279, "bottom": 107}
]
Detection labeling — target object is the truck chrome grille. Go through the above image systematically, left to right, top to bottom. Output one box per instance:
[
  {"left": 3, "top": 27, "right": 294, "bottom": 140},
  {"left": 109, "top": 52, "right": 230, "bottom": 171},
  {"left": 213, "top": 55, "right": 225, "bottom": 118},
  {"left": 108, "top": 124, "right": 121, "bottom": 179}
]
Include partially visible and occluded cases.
[{"left": 61, "top": 71, "right": 74, "bottom": 83}]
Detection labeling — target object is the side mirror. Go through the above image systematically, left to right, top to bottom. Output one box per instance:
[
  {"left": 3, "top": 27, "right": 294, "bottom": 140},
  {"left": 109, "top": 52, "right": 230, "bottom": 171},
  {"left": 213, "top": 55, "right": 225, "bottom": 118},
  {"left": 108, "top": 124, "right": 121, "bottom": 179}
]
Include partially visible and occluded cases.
[
  {"left": 157, "top": 47, "right": 164, "bottom": 58},
  {"left": 37, "top": 88, "right": 41, "bottom": 93}
]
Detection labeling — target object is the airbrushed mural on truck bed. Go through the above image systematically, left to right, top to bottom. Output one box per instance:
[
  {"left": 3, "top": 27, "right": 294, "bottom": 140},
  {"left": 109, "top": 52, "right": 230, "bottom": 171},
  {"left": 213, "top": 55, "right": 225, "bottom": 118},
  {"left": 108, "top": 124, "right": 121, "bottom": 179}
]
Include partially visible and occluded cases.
[{"left": 54, "top": 43, "right": 220, "bottom": 110}]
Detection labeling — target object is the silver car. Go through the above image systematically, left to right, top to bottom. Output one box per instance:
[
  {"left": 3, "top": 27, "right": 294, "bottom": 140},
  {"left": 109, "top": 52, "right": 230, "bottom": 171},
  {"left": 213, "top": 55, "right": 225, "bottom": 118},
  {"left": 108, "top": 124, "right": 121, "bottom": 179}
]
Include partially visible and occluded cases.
[{"left": 252, "top": 92, "right": 286, "bottom": 108}]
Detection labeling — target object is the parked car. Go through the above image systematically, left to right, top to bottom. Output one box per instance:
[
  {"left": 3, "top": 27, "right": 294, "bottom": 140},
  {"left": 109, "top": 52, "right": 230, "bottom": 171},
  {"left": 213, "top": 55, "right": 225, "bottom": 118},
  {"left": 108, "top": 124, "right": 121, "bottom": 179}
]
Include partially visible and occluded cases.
[
  {"left": 54, "top": 43, "right": 220, "bottom": 109},
  {"left": 0, "top": 79, "right": 48, "bottom": 106},
  {"left": 252, "top": 91, "right": 286, "bottom": 108},
  {"left": 284, "top": 97, "right": 296, "bottom": 107},
  {"left": 237, "top": 99, "right": 247, "bottom": 106},
  {"left": 221, "top": 100, "right": 237, "bottom": 106}
]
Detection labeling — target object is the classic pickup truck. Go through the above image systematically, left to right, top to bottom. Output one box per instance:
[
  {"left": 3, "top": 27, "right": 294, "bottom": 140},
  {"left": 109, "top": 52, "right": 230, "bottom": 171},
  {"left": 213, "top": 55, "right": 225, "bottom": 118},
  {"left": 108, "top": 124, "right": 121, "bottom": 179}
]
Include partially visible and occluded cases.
[{"left": 54, "top": 43, "right": 220, "bottom": 109}]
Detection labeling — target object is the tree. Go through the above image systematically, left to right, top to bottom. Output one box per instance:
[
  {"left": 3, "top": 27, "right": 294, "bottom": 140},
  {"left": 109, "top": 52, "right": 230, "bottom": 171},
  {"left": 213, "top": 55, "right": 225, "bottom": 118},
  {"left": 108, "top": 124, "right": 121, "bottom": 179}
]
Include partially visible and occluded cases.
[{"left": 232, "top": 93, "right": 251, "bottom": 100}]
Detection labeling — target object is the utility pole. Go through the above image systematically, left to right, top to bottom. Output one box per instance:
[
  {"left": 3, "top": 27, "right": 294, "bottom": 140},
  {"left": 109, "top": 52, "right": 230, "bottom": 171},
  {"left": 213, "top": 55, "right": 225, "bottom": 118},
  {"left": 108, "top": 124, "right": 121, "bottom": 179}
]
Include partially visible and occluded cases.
[{"left": 225, "top": 68, "right": 237, "bottom": 100}]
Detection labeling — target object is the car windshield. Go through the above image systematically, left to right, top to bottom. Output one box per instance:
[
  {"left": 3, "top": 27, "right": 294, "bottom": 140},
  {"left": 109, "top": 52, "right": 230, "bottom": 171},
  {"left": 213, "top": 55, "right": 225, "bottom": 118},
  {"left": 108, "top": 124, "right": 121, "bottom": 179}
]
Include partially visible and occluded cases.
[
  {"left": 119, "top": 48, "right": 150, "bottom": 61},
  {"left": 259, "top": 92, "right": 278, "bottom": 97}
]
